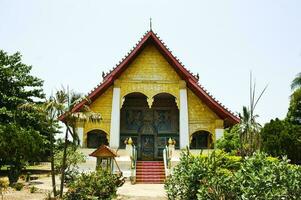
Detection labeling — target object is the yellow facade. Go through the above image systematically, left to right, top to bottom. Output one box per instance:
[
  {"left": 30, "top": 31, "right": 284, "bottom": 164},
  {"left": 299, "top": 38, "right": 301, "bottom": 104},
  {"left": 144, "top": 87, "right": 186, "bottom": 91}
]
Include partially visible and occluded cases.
[
  {"left": 82, "top": 43, "right": 223, "bottom": 145},
  {"left": 118, "top": 44, "right": 181, "bottom": 107},
  {"left": 83, "top": 86, "right": 113, "bottom": 147}
]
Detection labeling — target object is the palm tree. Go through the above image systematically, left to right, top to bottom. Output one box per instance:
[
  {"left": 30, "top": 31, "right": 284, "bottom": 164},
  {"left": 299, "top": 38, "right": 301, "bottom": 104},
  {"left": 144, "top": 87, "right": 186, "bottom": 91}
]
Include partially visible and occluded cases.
[
  {"left": 291, "top": 72, "right": 301, "bottom": 91},
  {"left": 238, "top": 73, "right": 267, "bottom": 156},
  {"left": 56, "top": 87, "right": 102, "bottom": 198}
]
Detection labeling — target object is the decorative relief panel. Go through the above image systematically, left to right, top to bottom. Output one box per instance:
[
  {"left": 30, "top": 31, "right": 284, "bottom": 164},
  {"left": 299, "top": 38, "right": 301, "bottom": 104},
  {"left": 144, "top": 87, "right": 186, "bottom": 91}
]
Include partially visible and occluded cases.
[
  {"left": 118, "top": 43, "right": 182, "bottom": 107},
  {"left": 118, "top": 44, "right": 181, "bottom": 82},
  {"left": 120, "top": 82, "right": 180, "bottom": 108}
]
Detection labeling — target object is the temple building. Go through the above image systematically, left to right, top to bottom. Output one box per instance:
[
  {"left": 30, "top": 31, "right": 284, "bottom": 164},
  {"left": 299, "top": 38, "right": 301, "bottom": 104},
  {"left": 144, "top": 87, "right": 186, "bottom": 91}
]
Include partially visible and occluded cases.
[{"left": 60, "top": 30, "right": 239, "bottom": 182}]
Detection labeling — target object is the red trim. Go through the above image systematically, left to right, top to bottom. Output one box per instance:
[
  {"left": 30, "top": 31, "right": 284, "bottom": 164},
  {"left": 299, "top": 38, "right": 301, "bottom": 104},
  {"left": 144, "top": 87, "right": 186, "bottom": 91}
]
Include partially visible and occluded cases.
[{"left": 59, "top": 31, "right": 240, "bottom": 125}]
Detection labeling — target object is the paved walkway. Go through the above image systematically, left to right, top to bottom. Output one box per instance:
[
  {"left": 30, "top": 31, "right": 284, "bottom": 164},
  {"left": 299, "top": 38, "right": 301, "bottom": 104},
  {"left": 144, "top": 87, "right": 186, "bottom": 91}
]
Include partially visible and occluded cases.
[{"left": 116, "top": 182, "right": 167, "bottom": 200}]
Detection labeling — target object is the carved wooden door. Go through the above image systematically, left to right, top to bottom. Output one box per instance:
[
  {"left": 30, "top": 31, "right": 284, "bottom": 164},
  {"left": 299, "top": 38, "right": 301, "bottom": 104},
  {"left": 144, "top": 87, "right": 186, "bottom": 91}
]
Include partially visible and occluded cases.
[{"left": 141, "top": 135, "right": 154, "bottom": 160}]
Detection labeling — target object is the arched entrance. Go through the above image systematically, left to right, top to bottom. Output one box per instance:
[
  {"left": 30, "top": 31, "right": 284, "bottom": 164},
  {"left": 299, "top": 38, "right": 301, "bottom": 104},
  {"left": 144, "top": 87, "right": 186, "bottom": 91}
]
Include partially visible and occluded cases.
[
  {"left": 120, "top": 92, "right": 179, "bottom": 160},
  {"left": 87, "top": 130, "right": 109, "bottom": 148},
  {"left": 190, "top": 130, "right": 212, "bottom": 149}
]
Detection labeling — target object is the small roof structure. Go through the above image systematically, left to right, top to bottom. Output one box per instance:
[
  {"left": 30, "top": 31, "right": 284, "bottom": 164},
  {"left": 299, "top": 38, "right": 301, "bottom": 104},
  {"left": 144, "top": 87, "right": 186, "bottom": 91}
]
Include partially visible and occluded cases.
[{"left": 89, "top": 145, "right": 117, "bottom": 158}]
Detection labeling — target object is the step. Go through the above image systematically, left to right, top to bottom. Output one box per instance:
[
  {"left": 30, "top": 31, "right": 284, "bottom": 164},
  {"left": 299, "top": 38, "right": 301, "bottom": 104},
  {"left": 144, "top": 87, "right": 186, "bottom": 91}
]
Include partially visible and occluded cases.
[
  {"left": 135, "top": 161, "right": 165, "bottom": 184},
  {"left": 137, "top": 161, "right": 164, "bottom": 164},
  {"left": 136, "top": 165, "right": 164, "bottom": 169},
  {"left": 136, "top": 171, "right": 165, "bottom": 175},
  {"left": 136, "top": 175, "right": 165, "bottom": 179},
  {"left": 136, "top": 178, "right": 165, "bottom": 183}
]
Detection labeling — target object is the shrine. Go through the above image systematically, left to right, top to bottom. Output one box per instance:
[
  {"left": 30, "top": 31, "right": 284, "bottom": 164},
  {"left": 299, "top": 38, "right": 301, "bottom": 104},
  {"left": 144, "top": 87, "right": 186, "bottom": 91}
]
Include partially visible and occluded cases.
[{"left": 60, "top": 30, "right": 239, "bottom": 181}]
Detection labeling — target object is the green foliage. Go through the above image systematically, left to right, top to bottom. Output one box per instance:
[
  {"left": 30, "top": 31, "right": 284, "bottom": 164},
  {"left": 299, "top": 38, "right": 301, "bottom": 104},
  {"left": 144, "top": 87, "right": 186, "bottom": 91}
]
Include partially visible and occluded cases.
[
  {"left": 0, "top": 50, "right": 49, "bottom": 185},
  {"left": 0, "top": 50, "right": 44, "bottom": 128},
  {"left": 291, "top": 72, "right": 301, "bottom": 91},
  {"left": 287, "top": 88, "right": 301, "bottom": 125},
  {"left": 260, "top": 118, "right": 301, "bottom": 164},
  {"left": 0, "top": 123, "right": 44, "bottom": 185},
  {"left": 216, "top": 124, "right": 240, "bottom": 154},
  {"left": 54, "top": 146, "right": 85, "bottom": 183},
  {"left": 54, "top": 146, "right": 85, "bottom": 173},
  {"left": 164, "top": 150, "right": 241, "bottom": 200},
  {"left": 165, "top": 150, "right": 301, "bottom": 200},
  {"left": 63, "top": 169, "right": 120, "bottom": 200},
  {"left": 0, "top": 179, "right": 9, "bottom": 199},
  {"left": 12, "top": 183, "right": 24, "bottom": 191},
  {"left": 30, "top": 186, "right": 38, "bottom": 193}
]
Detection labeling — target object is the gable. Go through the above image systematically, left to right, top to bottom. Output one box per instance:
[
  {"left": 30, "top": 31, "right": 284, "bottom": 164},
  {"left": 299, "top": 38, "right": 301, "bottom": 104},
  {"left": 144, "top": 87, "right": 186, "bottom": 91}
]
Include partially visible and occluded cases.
[
  {"left": 60, "top": 31, "right": 239, "bottom": 125},
  {"left": 119, "top": 43, "right": 181, "bottom": 82}
]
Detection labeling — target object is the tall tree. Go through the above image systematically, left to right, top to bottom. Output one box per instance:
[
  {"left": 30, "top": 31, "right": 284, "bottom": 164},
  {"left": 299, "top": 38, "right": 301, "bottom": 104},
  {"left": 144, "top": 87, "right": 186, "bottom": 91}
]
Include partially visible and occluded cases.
[
  {"left": 0, "top": 50, "right": 47, "bottom": 185},
  {"left": 56, "top": 88, "right": 102, "bottom": 198},
  {"left": 20, "top": 96, "right": 63, "bottom": 196},
  {"left": 260, "top": 118, "right": 301, "bottom": 164}
]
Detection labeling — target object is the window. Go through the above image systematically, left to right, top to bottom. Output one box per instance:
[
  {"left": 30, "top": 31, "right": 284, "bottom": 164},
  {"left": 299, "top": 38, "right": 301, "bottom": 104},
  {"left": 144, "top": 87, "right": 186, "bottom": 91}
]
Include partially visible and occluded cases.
[
  {"left": 87, "top": 130, "right": 108, "bottom": 148},
  {"left": 190, "top": 131, "right": 211, "bottom": 149}
]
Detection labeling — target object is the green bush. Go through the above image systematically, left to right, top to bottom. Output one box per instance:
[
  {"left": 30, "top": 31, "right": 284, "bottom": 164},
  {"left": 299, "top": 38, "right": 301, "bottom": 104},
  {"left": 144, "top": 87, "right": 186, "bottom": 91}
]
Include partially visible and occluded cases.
[
  {"left": 216, "top": 124, "right": 240, "bottom": 154},
  {"left": 54, "top": 146, "right": 85, "bottom": 184},
  {"left": 165, "top": 150, "right": 301, "bottom": 200},
  {"left": 165, "top": 150, "right": 241, "bottom": 200},
  {"left": 63, "top": 168, "right": 120, "bottom": 200},
  {"left": 0, "top": 179, "right": 9, "bottom": 198},
  {"left": 12, "top": 182, "right": 24, "bottom": 191},
  {"left": 30, "top": 186, "right": 38, "bottom": 193}
]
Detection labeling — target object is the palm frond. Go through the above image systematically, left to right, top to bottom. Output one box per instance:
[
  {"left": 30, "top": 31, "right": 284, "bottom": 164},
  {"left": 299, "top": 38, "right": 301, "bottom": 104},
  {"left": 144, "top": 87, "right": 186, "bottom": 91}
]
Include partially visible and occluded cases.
[
  {"left": 291, "top": 72, "right": 301, "bottom": 91},
  {"left": 253, "top": 84, "right": 268, "bottom": 111}
]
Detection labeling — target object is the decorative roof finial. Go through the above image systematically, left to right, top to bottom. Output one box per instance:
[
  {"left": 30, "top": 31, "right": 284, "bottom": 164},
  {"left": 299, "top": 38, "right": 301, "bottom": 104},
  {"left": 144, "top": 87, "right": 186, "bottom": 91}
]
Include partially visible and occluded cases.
[{"left": 149, "top": 17, "right": 152, "bottom": 31}]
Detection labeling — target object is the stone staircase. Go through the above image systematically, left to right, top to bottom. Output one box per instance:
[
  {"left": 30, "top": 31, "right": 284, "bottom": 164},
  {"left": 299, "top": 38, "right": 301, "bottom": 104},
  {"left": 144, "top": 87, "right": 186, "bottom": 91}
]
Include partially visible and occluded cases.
[{"left": 136, "top": 161, "right": 165, "bottom": 184}]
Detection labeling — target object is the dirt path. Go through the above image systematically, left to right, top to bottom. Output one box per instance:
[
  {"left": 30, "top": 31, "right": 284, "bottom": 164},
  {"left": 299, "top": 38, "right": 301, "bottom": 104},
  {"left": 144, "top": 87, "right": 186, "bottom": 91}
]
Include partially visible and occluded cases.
[
  {"left": 1, "top": 176, "right": 167, "bottom": 200},
  {"left": 1, "top": 187, "right": 48, "bottom": 200}
]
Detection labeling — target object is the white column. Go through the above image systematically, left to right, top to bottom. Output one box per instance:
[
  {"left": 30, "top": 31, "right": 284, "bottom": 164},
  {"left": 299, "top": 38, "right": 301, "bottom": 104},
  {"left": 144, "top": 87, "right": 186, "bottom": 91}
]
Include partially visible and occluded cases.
[
  {"left": 109, "top": 87, "right": 121, "bottom": 148},
  {"left": 179, "top": 88, "right": 189, "bottom": 149},
  {"left": 76, "top": 127, "right": 84, "bottom": 147},
  {"left": 215, "top": 129, "right": 224, "bottom": 141}
]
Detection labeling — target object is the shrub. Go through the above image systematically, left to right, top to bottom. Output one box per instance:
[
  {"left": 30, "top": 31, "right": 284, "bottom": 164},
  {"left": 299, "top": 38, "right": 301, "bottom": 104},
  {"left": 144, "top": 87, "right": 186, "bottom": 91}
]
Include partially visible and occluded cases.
[
  {"left": 260, "top": 118, "right": 301, "bottom": 164},
  {"left": 216, "top": 124, "right": 240, "bottom": 154},
  {"left": 54, "top": 146, "right": 85, "bottom": 184},
  {"left": 165, "top": 150, "right": 301, "bottom": 200},
  {"left": 165, "top": 150, "right": 241, "bottom": 200},
  {"left": 7, "top": 166, "right": 22, "bottom": 186},
  {"left": 63, "top": 168, "right": 120, "bottom": 200},
  {"left": 0, "top": 179, "right": 9, "bottom": 198},
  {"left": 12, "top": 182, "right": 24, "bottom": 191},
  {"left": 30, "top": 186, "right": 38, "bottom": 193}
]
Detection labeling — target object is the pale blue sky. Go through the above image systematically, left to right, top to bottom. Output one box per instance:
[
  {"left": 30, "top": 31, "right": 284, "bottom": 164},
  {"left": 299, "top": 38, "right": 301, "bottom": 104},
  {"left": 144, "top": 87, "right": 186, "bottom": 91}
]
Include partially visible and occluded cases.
[{"left": 1, "top": 0, "right": 300, "bottom": 124}]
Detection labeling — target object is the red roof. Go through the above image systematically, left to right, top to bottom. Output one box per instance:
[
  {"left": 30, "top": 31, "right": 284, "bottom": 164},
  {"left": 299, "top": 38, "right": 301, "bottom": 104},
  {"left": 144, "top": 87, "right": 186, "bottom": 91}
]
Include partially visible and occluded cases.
[
  {"left": 59, "top": 30, "right": 240, "bottom": 125},
  {"left": 89, "top": 145, "right": 117, "bottom": 158}
]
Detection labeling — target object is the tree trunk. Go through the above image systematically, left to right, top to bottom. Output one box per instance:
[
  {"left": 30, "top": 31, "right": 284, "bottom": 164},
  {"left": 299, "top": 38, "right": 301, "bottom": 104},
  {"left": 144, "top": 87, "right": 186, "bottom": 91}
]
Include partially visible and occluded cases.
[
  {"left": 59, "top": 126, "right": 69, "bottom": 198},
  {"left": 49, "top": 130, "right": 56, "bottom": 197}
]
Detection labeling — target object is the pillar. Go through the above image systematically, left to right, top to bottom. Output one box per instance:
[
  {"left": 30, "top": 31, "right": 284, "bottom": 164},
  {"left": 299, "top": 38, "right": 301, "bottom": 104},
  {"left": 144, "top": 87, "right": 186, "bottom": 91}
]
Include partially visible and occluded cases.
[
  {"left": 179, "top": 82, "right": 189, "bottom": 149},
  {"left": 109, "top": 85, "right": 121, "bottom": 148},
  {"left": 75, "top": 127, "right": 84, "bottom": 147}
]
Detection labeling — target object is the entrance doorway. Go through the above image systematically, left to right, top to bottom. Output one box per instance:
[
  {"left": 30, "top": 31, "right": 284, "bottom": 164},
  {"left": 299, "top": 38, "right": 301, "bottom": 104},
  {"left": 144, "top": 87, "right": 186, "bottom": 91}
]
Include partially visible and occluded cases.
[
  {"left": 120, "top": 92, "right": 179, "bottom": 160},
  {"left": 141, "top": 135, "right": 155, "bottom": 160}
]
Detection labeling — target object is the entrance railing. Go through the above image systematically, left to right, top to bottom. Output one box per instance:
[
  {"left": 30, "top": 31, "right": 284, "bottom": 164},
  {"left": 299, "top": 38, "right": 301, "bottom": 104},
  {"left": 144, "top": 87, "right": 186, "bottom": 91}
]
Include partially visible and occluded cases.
[
  {"left": 130, "top": 145, "right": 137, "bottom": 184},
  {"left": 163, "top": 145, "right": 171, "bottom": 177}
]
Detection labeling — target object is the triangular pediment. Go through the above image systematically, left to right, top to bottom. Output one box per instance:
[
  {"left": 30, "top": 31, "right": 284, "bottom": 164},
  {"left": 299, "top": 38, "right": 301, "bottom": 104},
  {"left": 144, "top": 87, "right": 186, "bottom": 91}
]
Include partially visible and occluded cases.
[{"left": 59, "top": 31, "right": 239, "bottom": 125}]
